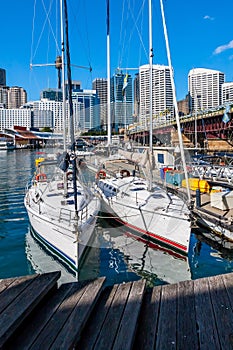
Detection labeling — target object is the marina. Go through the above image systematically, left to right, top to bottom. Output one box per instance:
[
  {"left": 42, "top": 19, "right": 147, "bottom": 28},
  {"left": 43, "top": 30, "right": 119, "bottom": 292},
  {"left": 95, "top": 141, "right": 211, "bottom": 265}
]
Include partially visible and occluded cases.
[
  {"left": 1, "top": 0, "right": 233, "bottom": 346},
  {"left": 2, "top": 148, "right": 233, "bottom": 286}
]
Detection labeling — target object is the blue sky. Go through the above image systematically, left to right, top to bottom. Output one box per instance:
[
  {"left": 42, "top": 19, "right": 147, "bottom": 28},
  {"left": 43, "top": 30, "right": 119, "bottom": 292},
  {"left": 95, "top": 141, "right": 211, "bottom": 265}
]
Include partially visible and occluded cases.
[{"left": 1, "top": 0, "right": 233, "bottom": 102}]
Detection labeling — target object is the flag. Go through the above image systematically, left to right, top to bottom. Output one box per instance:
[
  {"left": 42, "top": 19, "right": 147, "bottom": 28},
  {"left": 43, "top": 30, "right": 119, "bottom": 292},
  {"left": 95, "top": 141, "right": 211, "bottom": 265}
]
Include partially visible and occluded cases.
[
  {"left": 122, "top": 74, "right": 128, "bottom": 96},
  {"left": 222, "top": 104, "right": 231, "bottom": 124}
]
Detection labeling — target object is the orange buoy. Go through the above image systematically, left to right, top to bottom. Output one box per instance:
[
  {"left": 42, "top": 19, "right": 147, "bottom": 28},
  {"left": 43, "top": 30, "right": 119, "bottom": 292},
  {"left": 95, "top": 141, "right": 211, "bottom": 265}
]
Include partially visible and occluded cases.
[
  {"left": 96, "top": 169, "right": 106, "bottom": 179},
  {"left": 35, "top": 173, "right": 47, "bottom": 182}
]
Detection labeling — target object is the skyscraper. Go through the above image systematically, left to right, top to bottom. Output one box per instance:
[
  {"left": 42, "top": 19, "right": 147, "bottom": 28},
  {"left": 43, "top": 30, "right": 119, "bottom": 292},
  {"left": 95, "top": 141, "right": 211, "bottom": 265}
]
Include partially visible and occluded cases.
[
  {"left": 139, "top": 64, "right": 173, "bottom": 124},
  {"left": 188, "top": 68, "right": 225, "bottom": 112},
  {"left": 0, "top": 69, "right": 6, "bottom": 86},
  {"left": 111, "top": 69, "right": 133, "bottom": 131},
  {"left": 92, "top": 78, "right": 108, "bottom": 129},
  {"left": 0, "top": 86, "right": 27, "bottom": 109}
]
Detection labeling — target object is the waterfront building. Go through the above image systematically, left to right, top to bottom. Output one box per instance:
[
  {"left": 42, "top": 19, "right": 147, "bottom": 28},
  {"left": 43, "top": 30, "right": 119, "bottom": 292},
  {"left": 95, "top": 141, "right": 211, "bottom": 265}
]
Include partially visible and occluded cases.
[
  {"left": 139, "top": 64, "right": 174, "bottom": 125},
  {"left": 188, "top": 68, "right": 225, "bottom": 112},
  {"left": 0, "top": 69, "right": 6, "bottom": 86},
  {"left": 111, "top": 69, "right": 133, "bottom": 131},
  {"left": 92, "top": 78, "right": 108, "bottom": 129},
  {"left": 222, "top": 82, "right": 233, "bottom": 104},
  {"left": 33, "top": 100, "right": 70, "bottom": 132},
  {"left": 0, "top": 108, "right": 32, "bottom": 130},
  {"left": 32, "top": 109, "right": 54, "bottom": 129}
]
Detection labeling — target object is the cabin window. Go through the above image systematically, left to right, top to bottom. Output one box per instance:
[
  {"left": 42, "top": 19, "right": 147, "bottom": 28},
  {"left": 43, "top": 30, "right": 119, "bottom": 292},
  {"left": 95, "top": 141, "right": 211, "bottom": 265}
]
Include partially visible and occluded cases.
[{"left": 152, "top": 194, "right": 165, "bottom": 199}]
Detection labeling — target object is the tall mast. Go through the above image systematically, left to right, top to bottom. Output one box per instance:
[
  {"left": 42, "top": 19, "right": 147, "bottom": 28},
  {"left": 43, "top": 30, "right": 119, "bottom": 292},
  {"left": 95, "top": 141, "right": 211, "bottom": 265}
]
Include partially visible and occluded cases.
[
  {"left": 60, "top": 0, "right": 66, "bottom": 151},
  {"left": 63, "top": 0, "right": 78, "bottom": 214},
  {"left": 64, "top": 0, "right": 74, "bottom": 149},
  {"left": 107, "top": 0, "right": 111, "bottom": 145},
  {"left": 149, "top": 0, "right": 153, "bottom": 153},
  {"left": 160, "top": 0, "right": 191, "bottom": 202}
]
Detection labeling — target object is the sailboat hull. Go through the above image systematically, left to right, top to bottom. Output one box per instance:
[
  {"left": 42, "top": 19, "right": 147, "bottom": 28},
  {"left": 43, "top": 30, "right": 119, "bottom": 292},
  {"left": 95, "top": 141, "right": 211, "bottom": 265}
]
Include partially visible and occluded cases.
[
  {"left": 96, "top": 175, "right": 191, "bottom": 256},
  {"left": 24, "top": 178, "right": 100, "bottom": 273}
]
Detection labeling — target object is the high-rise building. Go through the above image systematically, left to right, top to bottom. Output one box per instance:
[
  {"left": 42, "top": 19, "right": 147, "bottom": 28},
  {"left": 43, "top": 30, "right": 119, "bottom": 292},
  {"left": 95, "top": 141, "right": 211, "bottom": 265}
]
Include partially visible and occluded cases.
[
  {"left": 139, "top": 64, "right": 173, "bottom": 124},
  {"left": 188, "top": 68, "right": 225, "bottom": 112},
  {"left": 0, "top": 69, "right": 6, "bottom": 86},
  {"left": 111, "top": 69, "right": 133, "bottom": 131},
  {"left": 92, "top": 78, "right": 108, "bottom": 129},
  {"left": 222, "top": 82, "right": 233, "bottom": 104},
  {"left": 0, "top": 86, "right": 9, "bottom": 108},
  {"left": 8, "top": 86, "right": 27, "bottom": 109},
  {"left": 72, "top": 89, "right": 100, "bottom": 132},
  {"left": 177, "top": 95, "right": 189, "bottom": 116}
]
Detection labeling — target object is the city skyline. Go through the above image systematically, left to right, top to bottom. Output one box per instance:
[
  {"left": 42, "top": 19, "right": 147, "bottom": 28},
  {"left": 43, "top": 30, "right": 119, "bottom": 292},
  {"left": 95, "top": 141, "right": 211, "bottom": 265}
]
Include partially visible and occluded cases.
[{"left": 0, "top": 0, "right": 233, "bottom": 103}]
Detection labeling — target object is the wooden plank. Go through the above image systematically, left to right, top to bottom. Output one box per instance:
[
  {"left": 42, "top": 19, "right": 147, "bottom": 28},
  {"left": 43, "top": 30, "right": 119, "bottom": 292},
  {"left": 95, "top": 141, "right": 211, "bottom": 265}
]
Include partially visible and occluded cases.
[
  {"left": 0, "top": 271, "right": 60, "bottom": 348},
  {"left": 222, "top": 272, "right": 233, "bottom": 307},
  {"left": 0, "top": 274, "right": 37, "bottom": 314},
  {"left": 208, "top": 274, "right": 233, "bottom": 349},
  {"left": 0, "top": 277, "right": 17, "bottom": 294},
  {"left": 29, "top": 277, "right": 105, "bottom": 349},
  {"left": 51, "top": 277, "right": 105, "bottom": 349},
  {"left": 194, "top": 277, "right": 220, "bottom": 350},
  {"left": 113, "top": 279, "right": 146, "bottom": 350},
  {"left": 177, "top": 280, "right": 198, "bottom": 349},
  {"left": 93, "top": 282, "right": 133, "bottom": 349},
  {"left": 6, "top": 283, "right": 77, "bottom": 349},
  {"left": 155, "top": 283, "right": 177, "bottom": 349},
  {"left": 76, "top": 284, "right": 119, "bottom": 349},
  {"left": 133, "top": 286, "right": 162, "bottom": 350}
]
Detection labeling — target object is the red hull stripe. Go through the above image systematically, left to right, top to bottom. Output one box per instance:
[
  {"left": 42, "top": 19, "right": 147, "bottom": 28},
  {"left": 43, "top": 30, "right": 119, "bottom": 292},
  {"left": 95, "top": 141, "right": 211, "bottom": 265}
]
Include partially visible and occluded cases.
[
  {"left": 113, "top": 216, "right": 188, "bottom": 254},
  {"left": 124, "top": 231, "right": 187, "bottom": 260}
]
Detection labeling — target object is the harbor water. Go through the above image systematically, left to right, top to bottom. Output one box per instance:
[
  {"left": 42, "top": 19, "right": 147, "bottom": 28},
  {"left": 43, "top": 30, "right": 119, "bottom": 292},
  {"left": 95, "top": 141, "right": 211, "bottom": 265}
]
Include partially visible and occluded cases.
[{"left": 1, "top": 149, "right": 233, "bottom": 286}]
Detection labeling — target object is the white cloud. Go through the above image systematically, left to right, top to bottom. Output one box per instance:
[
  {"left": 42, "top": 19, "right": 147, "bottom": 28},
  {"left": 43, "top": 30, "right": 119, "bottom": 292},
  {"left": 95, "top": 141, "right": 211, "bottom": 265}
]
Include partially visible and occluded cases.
[
  {"left": 203, "top": 15, "right": 214, "bottom": 20},
  {"left": 214, "top": 40, "right": 233, "bottom": 54}
]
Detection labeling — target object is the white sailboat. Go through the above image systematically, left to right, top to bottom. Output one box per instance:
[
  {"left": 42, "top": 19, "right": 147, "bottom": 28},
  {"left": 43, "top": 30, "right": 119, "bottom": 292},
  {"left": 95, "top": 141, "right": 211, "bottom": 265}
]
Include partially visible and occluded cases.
[
  {"left": 24, "top": 0, "right": 100, "bottom": 275},
  {"left": 95, "top": 0, "right": 191, "bottom": 257}
]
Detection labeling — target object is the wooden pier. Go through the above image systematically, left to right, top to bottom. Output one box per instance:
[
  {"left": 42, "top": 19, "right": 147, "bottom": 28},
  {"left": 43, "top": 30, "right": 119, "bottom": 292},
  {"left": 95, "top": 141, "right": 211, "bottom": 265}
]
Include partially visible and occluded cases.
[{"left": 1, "top": 271, "right": 233, "bottom": 349}]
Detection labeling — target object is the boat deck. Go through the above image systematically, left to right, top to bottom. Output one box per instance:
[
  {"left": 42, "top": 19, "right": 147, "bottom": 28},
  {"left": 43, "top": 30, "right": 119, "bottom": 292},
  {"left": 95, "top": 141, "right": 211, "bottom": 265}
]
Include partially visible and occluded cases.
[{"left": 1, "top": 271, "right": 233, "bottom": 349}]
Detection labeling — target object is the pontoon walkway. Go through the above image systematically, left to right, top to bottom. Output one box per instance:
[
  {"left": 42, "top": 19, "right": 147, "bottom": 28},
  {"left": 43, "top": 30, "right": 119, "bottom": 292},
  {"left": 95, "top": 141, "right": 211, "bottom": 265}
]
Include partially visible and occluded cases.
[{"left": 1, "top": 271, "right": 233, "bottom": 349}]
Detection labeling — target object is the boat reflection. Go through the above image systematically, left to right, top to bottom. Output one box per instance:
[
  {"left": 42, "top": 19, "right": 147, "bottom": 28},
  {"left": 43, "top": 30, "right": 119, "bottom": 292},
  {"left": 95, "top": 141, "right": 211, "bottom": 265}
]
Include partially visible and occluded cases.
[
  {"left": 25, "top": 217, "right": 192, "bottom": 287},
  {"left": 98, "top": 218, "right": 191, "bottom": 285},
  {"left": 25, "top": 229, "right": 77, "bottom": 285}
]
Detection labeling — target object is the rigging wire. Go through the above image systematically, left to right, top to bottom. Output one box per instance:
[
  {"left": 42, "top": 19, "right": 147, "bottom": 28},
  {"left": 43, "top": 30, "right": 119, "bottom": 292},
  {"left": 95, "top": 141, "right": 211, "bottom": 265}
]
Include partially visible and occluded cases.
[
  {"left": 31, "top": 0, "right": 60, "bottom": 65},
  {"left": 66, "top": 0, "right": 93, "bottom": 81},
  {"left": 118, "top": 0, "right": 147, "bottom": 72}
]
